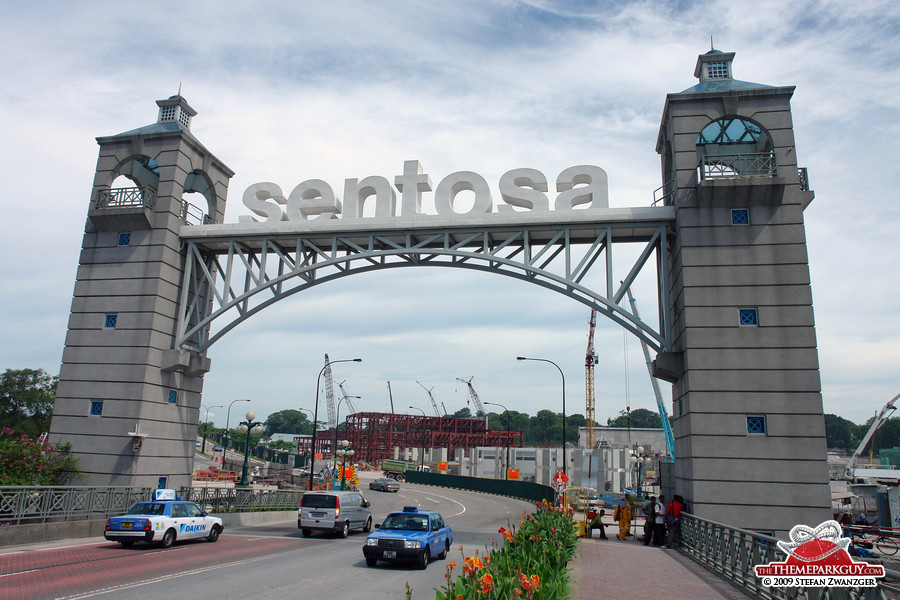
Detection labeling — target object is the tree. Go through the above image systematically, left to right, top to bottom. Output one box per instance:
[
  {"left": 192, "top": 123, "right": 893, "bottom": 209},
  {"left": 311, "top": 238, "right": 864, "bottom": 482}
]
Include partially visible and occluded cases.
[
  {"left": 0, "top": 368, "right": 57, "bottom": 437},
  {"left": 453, "top": 407, "right": 473, "bottom": 419},
  {"left": 606, "top": 408, "right": 662, "bottom": 429},
  {"left": 263, "top": 409, "right": 314, "bottom": 437},
  {"left": 824, "top": 414, "right": 861, "bottom": 450},
  {"left": 0, "top": 427, "right": 81, "bottom": 485}
]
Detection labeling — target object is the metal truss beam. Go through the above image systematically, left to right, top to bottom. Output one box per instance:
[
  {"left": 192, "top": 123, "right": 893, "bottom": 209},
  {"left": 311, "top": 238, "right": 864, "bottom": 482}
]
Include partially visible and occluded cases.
[{"left": 176, "top": 214, "right": 674, "bottom": 354}]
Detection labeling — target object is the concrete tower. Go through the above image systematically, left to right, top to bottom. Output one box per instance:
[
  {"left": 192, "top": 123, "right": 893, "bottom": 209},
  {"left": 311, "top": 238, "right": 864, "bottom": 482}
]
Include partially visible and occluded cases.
[
  {"left": 656, "top": 49, "right": 831, "bottom": 535},
  {"left": 49, "top": 96, "right": 233, "bottom": 489}
]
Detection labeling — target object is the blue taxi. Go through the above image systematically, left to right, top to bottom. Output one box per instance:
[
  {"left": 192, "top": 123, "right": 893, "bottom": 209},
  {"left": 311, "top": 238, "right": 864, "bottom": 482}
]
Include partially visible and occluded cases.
[
  {"left": 104, "top": 489, "right": 223, "bottom": 548},
  {"left": 363, "top": 505, "right": 452, "bottom": 569}
]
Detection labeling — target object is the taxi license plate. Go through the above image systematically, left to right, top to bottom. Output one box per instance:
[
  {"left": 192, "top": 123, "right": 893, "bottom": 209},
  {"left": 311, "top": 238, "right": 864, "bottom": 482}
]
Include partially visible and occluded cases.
[
  {"left": 122, "top": 522, "right": 133, "bottom": 530},
  {"left": 383, "top": 550, "right": 396, "bottom": 559}
]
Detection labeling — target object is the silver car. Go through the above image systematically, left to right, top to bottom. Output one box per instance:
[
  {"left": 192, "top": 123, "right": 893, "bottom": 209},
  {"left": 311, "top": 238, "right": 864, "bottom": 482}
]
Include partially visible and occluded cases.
[
  {"left": 369, "top": 478, "right": 400, "bottom": 492},
  {"left": 298, "top": 490, "right": 372, "bottom": 538}
]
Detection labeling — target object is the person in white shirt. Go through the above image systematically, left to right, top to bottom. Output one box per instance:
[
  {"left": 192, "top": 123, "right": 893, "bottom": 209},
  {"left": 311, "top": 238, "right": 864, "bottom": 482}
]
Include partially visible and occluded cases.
[{"left": 653, "top": 495, "right": 667, "bottom": 547}]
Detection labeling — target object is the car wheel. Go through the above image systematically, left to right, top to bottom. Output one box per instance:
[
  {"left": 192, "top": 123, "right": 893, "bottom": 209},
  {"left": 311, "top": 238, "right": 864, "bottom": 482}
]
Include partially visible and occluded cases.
[
  {"left": 369, "top": 483, "right": 374, "bottom": 489},
  {"left": 363, "top": 517, "right": 372, "bottom": 533},
  {"left": 338, "top": 521, "right": 350, "bottom": 538},
  {"left": 207, "top": 525, "right": 221, "bottom": 543},
  {"left": 159, "top": 529, "right": 176, "bottom": 548},
  {"left": 302, "top": 529, "right": 311, "bottom": 538},
  {"left": 119, "top": 540, "right": 134, "bottom": 548},
  {"left": 438, "top": 540, "right": 449, "bottom": 560},
  {"left": 417, "top": 547, "right": 430, "bottom": 570},
  {"left": 366, "top": 557, "right": 378, "bottom": 567}
]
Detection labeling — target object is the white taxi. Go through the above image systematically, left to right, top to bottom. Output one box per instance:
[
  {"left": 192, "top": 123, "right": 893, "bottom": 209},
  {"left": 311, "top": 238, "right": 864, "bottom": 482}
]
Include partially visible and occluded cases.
[{"left": 104, "top": 489, "right": 223, "bottom": 548}]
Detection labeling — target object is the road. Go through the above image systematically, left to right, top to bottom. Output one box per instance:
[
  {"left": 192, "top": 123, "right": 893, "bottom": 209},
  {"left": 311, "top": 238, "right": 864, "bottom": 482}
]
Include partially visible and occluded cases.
[{"left": 0, "top": 474, "right": 535, "bottom": 600}]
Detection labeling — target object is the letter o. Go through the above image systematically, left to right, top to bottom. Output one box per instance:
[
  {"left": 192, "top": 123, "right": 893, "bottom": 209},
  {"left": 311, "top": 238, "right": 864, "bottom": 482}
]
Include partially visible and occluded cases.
[{"left": 434, "top": 171, "right": 492, "bottom": 216}]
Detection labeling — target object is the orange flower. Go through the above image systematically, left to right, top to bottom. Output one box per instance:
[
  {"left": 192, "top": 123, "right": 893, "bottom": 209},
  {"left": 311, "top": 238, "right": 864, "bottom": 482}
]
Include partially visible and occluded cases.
[
  {"left": 499, "top": 527, "right": 513, "bottom": 541},
  {"left": 449, "top": 561, "right": 457, "bottom": 569},
  {"left": 478, "top": 573, "right": 494, "bottom": 593},
  {"left": 530, "top": 574, "right": 540, "bottom": 589}
]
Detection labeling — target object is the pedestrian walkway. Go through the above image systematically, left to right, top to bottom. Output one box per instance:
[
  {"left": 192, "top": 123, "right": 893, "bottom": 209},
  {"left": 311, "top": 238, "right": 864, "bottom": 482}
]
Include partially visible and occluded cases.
[{"left": 571, "top": 528, "right": 752, "bottom": 599}]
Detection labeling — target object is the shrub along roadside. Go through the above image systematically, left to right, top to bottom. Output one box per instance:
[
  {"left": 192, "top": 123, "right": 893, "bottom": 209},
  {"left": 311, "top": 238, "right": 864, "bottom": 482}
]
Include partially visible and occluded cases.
[{"left": 435, "top": 499, "right": 577, "bottom": 599}]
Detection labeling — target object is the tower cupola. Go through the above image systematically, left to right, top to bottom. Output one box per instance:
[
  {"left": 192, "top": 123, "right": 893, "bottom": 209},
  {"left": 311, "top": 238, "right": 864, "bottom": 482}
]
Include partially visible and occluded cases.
[{"left": 155, "top": 94, "right": 197, "bottom": 130}]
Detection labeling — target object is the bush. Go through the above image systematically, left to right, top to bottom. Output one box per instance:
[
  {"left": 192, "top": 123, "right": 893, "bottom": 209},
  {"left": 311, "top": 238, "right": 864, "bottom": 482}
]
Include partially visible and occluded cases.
[
  {"left": 0, "top": 428, "right": 81, "bottom": 485},
  {"left": 435, "top": 499, "right": 577, "bottom": 599}
]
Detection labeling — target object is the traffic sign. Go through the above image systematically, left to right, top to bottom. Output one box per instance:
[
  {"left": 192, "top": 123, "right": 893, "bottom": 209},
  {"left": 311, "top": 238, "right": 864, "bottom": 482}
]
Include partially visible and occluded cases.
[{"left": 552, "top": 470, "right": 568, "bottom": 484}]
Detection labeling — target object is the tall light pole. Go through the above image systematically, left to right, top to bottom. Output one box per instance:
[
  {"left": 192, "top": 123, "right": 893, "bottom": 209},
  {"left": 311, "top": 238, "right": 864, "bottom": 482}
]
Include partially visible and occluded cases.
[
  {"left": 517, "top": 356, "right": 567, "bottom": 476},
  {"left": 309, "top": 358, "right": 362, "bottom": 490},
  {"left": 333, "top": 395, "right": 361, "bottom": 470},
  {"left": 224, "top": 399, "right": 250, "bottom": 467},
  {"left": 484, "top": 401, "right": 510, "bottom": 480},
  {"left": 200, "top": 404, "right": 222, "bottom": 454},
  {"left": 409, "top": 406, "right": 426, "bottom": 468},
  {"left": 298, "top": 407, "right": 314, "bottom": 471},
  {"left": 235, "top": 411, "right": 263, "bottom": 487}
]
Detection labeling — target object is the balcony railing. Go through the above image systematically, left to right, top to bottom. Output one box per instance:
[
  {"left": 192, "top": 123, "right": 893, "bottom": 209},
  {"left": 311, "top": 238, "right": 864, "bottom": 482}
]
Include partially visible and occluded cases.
[
  {"left": 699, "top": 151, "right": 777, "bottom": 181},
  {"left": 798, "top": 167, "right": 810, "bottom": 191},
  {"left": 652, "top": 179, "right": 676, "bottom": 206},
  {"left": 95, "top": 186, "right": 155, "bottom": 210},
  {"left": 181, "top": 200, "right": 210, "bottom": 225},
  {"left": 680, "top": 512, "right": 890, "bottom": 599}
]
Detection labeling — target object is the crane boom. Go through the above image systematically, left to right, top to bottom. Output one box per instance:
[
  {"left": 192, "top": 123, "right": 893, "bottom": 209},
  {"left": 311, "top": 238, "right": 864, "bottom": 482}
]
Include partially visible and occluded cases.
[
  {"left": 624, "top": 288, "right": 675, "bottom": 463},
  {"left": 585, "top": 309, "right": 598, "bottom": 449},
  {"left": 323, "top": 354, "right": 337, "bottom": 428},
  {"left": 456, "top": 376, "right": 486, "bottom": 416},
  {"left": 337, "top": 381, "right": 358, "bottom": 414},
  {"left": 417, "top": 381, "right": 441, "bottom": 417},
  {"left": 845, "top": 393, "right": 900, "bottom": 478}
]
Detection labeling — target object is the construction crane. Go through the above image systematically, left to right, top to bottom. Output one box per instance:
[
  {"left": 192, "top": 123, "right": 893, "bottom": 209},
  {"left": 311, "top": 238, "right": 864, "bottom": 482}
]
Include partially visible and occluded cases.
[
  {"left": 624, "top": 288, "right": 675, "bottom": 463},
  {"left": 585, "top": 308, "right": 598, "bottom": 449},
  {"left": 323, "top": 354, "right": 338, "bottom": 428},
  {"left": 456, "top": 376, "right": 486, "bottom": 416},
  {"left": 337, "top": 380, "right": 359, "bottom": 414},
  {"left": 417, "top": 381, "right": 441, "bottom": 417},
  {"left": 845, "top": 393, "right": 900, "bottom": 479},
  {"left": 441, "top": 402, "right": 449, "bottom": 417}
]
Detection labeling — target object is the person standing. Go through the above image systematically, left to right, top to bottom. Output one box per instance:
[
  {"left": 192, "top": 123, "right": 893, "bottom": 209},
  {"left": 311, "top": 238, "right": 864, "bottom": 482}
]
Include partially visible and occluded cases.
[
  {"left": 653, "top": 494, "right": 667, "bottom": 547},
  {"left": 614, "top": 495, "right": 632, "bottom": 541},
  {"left": 666, "top": 495, "right": 684, "bottom": 548},
  {"left": 641, "top": 496, "right": 656, "bottom": 545}
]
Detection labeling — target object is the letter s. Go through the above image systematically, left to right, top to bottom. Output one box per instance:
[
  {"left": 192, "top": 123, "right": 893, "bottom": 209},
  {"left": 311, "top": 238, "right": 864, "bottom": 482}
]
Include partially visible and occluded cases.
[
  {"left": 555, "top": 165, "right": 609, "bottom": 210},
  {"left": 498, "top": 168, "right": 549, "bottom": 212},
  {"left": 240, "top": 182, "right": 287, "bottom": 222}
]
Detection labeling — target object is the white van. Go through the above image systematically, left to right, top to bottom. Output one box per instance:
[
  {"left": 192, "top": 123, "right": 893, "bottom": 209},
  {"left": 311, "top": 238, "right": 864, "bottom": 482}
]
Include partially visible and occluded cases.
[{"left": 298, "top": 490, "right": 372, "bottom": 538}]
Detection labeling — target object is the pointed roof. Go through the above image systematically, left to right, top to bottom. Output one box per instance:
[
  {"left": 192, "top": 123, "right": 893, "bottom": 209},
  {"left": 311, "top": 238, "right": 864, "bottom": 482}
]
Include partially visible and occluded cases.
[{"left": 680, "top": 48, "right": 772, "bottom": 93}]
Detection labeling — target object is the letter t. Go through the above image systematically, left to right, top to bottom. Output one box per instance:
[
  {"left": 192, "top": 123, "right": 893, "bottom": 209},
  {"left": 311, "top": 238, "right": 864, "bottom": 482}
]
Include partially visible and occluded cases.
[{"left": 395, "top": 160, "right": 432, "bottom": 217}]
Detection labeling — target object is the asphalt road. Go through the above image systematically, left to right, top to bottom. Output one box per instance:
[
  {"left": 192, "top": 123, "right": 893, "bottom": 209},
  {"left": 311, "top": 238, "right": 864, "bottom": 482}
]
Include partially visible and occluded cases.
[{"left": 0, "top": 476, "right": 535, "bottom": 600}]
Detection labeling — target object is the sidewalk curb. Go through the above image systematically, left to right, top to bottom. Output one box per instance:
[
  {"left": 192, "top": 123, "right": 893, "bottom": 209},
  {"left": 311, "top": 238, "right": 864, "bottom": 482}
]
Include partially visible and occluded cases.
[{"left": 569, "top": 539, "right": 582, "bottom": 599}]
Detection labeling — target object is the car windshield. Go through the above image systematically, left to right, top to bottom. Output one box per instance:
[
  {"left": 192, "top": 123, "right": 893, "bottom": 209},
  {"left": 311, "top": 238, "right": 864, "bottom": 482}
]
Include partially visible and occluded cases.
[
  {"left": 125, "top": 502, "right": 166, "bottom": 516},
  {"left": 381, "top": 514, "right": 429, "bottom": 531}
]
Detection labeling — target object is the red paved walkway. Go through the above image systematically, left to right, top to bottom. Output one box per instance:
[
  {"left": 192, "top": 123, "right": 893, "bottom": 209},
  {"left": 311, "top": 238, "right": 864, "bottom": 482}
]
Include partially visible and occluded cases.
[{"left": 572, "top": 529, "right": 752, "bottom": 599}]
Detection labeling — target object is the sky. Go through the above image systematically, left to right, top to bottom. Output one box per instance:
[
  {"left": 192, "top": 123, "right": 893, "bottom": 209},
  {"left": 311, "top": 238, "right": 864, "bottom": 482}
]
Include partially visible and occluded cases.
[{"left": 1, "top": 1, "right": 898, "bottom": 430}]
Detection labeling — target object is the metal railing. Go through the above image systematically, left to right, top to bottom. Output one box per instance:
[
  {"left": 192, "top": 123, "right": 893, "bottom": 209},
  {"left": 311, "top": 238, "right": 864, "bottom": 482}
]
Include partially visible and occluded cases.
[
  {"left": 699, "top": 151, "right": 777, "bottom": 180},
  {"left": 798, "top": 167, "right": 811, "bottom": 191},
  {"left": 652, "top": 179, "right": 675, "bottom": 206},
  {"left": 95, "top": 186, "right": 156, "bottom": 210},
  {"left": 181, "top": 200, "right": 210, "bottom": 225},
  {"left": 0, "top": 485, "right": 303, "bottom": 526},
  {"left": 680, "top": 513, "right": 889, "bottom": 599}
]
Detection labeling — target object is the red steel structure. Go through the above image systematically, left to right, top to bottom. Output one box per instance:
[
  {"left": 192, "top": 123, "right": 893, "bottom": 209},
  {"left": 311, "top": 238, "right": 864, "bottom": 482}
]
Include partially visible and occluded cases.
[{"left": 338, "top": 411, "right": 523, "bottom": 464}]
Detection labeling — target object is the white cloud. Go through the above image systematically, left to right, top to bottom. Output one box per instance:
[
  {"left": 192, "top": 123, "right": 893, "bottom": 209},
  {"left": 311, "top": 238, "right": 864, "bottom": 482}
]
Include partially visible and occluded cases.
[{"left": 1, "top": 0, "right": 898, "bottom": 427}]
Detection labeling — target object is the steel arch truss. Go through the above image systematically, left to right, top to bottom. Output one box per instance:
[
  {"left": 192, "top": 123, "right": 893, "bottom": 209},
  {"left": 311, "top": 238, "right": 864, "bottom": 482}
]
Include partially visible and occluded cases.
[{"left": 176, "top": 219, "right": 673, "bottom": 354}]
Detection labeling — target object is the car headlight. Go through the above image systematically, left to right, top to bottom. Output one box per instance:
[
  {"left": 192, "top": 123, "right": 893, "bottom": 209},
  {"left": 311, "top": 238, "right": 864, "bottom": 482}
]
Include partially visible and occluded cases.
[
  {"left": 366, "top": 538, "right": 377, "bottom": 546},
  {"left": 404, "top": 540, "right": 421, "bottom": 549}
]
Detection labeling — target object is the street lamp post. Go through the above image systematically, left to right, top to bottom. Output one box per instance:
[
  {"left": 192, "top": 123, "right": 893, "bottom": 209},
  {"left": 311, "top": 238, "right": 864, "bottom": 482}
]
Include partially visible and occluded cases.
[
  {"left": 517, "top": 356, "right": 567, "bottom": 476},
  {"left": 308, "top": 358, "right": 362, "bottom": 490},
  {"left": 333, "top": 395, "right": 361, "bottom": 471},
  {"left": 224, "top": 399, "right": 251, "bottom": 467},
  {"left": 484, "top": 401, "right": 510, "bottom": 480},
  {"left": 200, "top": 404, "right": 222, "bottom": 454},
  {"left": 409, "top": 406, "right": 426, "bottom": 468},
  {"left": 298, "top": 407, "right": 314, "bottom": 471},
  {"left": 236, "top": 411, "right": 263, "bottom": 487},
  {"left": 336, "top": 439, "right": 355, "bottom": 490},
  {"left": 631, "top": 446, "right": 649, "bottom": 501}
]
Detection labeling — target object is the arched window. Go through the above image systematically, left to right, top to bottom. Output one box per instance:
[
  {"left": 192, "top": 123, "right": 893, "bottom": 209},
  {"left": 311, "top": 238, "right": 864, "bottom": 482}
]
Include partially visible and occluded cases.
[{"left": 696, "top": 117, "right": 775, "bottom": 179}]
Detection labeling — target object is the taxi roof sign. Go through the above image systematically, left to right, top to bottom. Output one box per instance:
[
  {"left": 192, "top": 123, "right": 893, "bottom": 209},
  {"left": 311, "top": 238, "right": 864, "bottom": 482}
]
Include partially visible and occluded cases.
[{"left": 152, "top": 488, "right": 177, "bottom": 501}]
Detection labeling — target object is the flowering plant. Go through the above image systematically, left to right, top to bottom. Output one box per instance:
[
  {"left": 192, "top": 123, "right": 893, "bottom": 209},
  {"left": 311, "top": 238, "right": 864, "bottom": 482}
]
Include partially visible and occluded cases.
[
  {"left": 0, "top": 428, "right": 81, "bottom": 485},
  {"left": 435, "top": 499, "right": 576, "bottom": 599}
]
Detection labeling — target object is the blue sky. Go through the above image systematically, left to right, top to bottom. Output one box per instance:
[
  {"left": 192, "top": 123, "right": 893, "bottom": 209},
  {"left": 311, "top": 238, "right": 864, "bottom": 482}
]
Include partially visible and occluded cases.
[{"left": 1, "top": 1, "right": 898, "bottom": 427}]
